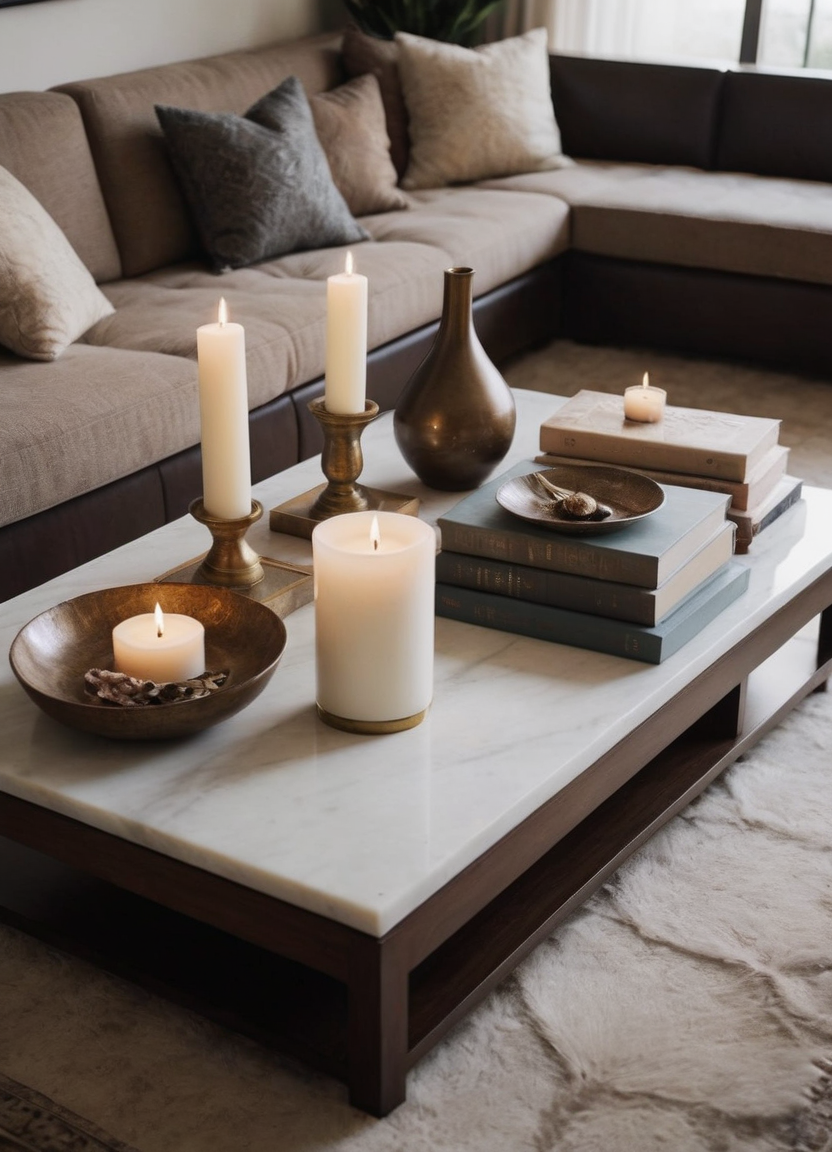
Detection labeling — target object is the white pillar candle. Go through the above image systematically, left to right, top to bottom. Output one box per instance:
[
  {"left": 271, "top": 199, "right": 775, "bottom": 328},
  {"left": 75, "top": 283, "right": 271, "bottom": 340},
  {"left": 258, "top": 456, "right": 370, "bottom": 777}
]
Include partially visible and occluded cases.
[
  {"left": 325, "top": 250, "right": 368, "bottom": 415},
  {"left": 196, "top": 297, "right": 252, "bottom": 519},
  {"left": 624, "top": 371, "right": 667, "bottom": 423},
  {"left": 312, "top": 511, "right": 435, "bottom": 727},
  {"left": 113, "top": 603, "right": 205, "bottom": 683}
]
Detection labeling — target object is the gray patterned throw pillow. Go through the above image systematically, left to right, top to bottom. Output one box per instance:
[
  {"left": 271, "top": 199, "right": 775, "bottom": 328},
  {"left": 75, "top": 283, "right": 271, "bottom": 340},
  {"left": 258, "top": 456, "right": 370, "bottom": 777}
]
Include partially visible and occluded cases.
[{"left": 155, "top": 77, "right": 368, "bottom": 271}]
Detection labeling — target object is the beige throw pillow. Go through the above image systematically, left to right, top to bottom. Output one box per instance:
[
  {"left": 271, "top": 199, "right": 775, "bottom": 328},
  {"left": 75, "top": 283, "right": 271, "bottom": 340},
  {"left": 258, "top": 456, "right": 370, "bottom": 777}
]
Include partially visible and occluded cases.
[
  {"left": 342, "top": 25, "right": 411, "bottom": 181},
  {"left": 396, "top": 28, "right": 568, "bottom": 190},
  {"left": 310, "top": 74, "right": 408, "bottom": 216},
  {"left": 0, "top": 165, "right": 114, "bottom": 361}
]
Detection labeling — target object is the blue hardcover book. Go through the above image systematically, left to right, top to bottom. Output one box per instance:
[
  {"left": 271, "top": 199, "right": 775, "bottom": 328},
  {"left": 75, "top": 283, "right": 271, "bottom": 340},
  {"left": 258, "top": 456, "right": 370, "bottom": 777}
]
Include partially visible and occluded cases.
[
  {"left": 437, "top": 460, "right": 732, "bottom": 590},
  {"left": 435, "top": 561, "right": 750, "bottom": 664}
]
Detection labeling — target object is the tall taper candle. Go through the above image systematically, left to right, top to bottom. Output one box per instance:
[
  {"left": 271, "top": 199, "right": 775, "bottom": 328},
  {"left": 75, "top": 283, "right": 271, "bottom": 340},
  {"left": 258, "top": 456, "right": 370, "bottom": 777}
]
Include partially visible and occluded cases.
[
  {"left": 325, "top": 250, "right": 368, "bottom": 415},
  {"left": 196, "top": 297, "right": 252, "bottom": 519}
]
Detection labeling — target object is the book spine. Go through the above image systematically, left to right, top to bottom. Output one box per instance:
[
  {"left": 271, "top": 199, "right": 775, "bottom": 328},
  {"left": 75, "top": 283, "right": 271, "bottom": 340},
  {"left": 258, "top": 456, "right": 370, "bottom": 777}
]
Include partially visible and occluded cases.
[
  {"left": 539, "top": 426, "right": 750, "bottom": 482},
  {"left": 437, "top": 520, "right": 659, "bottom": 588},
  {"left": 436, "top": 551, "right": 659, "bottom": 625},
  {"left": 436, "top": 584, "right": 664, "bottom": 663}
]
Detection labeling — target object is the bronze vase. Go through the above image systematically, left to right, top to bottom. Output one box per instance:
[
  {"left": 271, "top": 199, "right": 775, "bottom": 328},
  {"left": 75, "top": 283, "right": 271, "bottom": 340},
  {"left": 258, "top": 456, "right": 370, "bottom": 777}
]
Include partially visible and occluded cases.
[{"left": 393, "top": 266, "right": 516, "bottom": 490}]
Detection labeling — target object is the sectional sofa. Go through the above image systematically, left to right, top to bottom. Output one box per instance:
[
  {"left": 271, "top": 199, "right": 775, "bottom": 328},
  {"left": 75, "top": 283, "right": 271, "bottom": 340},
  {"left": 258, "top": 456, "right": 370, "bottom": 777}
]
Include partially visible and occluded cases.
[{"left": 2, "top": 27, "right": 831, "bottom": 603}]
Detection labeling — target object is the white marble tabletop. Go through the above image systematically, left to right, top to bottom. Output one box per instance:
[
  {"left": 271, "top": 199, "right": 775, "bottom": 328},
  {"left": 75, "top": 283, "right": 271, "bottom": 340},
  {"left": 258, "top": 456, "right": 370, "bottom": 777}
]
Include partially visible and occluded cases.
[{"left": 1, "top": 389, "right": 830, "bottom": 936}]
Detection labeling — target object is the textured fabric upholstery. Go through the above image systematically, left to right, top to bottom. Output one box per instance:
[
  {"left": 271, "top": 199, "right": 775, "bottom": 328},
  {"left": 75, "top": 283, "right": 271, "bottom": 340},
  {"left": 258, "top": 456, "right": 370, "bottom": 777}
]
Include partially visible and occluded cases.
[
  {"left": 56, "top": 34, "right": 343, "bottom": 278},
  {"left": 0, "top": 91, "right": 120, "bottom": 283},
  {"left": 481, "top": 161, "right": 832, "bottom": 286},
  {"left": 0, "top": 166, "right": 114, "bottom": 361},
  {"left": 0, "top": 344, "right": 198, "bottom": 527}
]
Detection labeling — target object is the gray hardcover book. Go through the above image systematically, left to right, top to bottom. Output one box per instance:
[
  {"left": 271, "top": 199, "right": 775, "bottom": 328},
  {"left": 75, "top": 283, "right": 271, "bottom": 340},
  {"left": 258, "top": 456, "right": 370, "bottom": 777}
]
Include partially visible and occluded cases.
[
  {"left": 437, "top": 460, "right": 731, "bottom": 590},
  {"left": 435, "top": 520, "right": 736, "bottom": 626},
  {"left": 435, "top": 561, "right": 750, "bottom": 664}
]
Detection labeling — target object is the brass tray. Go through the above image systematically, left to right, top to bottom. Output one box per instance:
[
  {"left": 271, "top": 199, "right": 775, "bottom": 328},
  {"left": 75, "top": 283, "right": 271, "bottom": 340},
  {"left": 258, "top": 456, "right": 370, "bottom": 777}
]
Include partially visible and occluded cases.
[
  {"left": 497, "top": 465, "right": 665, "bottom": 536},
  {"left": 9, "top": 583, "right": 287, "bottom": 740}
]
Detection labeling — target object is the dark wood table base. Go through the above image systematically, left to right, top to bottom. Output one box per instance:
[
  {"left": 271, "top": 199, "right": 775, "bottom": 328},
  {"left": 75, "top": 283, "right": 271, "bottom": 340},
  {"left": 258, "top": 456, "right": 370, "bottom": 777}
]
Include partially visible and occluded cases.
[{"left": 1, "top": 591, "right": 829, "bottom": 1116}]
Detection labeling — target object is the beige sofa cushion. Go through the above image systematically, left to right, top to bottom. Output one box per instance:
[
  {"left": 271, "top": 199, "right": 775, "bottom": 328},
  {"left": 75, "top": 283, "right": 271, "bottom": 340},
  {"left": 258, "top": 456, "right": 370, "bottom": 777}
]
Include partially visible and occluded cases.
[
  {"left": 396, "top": 28, "right": 566, "bottom": 190},
  {"left": 57, "top": 34, "right": 343, "bottom": 279},
  {"left": 0, "top": 91, "right": 120, "bottom": 283},
  {"left": 482, "top": 161, "right": 832, "bottom": 286},
  {"left": 0, "top": 166, "right": 114, "bottom": 361},
  {"left": 363, "top": 186, "right": 571, "bottom": 297},
  {"left": 84, "top": 187, "right": 570, "bottom": 410},
  {"left": 0, "top": 344, "right": 198, "bottom": 527}
]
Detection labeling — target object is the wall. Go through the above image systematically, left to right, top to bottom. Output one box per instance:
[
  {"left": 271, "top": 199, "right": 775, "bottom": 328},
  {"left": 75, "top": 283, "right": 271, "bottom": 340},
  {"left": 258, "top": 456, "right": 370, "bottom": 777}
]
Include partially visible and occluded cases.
[{"left": 0, "top": 0, "right": 343, "bottom": 93}]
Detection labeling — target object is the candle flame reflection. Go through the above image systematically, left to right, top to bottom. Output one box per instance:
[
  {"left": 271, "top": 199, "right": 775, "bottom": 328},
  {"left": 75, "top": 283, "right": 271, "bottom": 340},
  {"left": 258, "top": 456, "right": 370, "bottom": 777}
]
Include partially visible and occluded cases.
[
  {"left": 345, "top": 250, "right": 354, "bottom": 276},
  {"left": 218, "top": 297, "right": 228, "bottom": 326},
  {"left": 642, "top": 371, "right": 649, "bottom": 388},
  {"left": 370, "top": 514, "right": 380, "bottom": 553},
  {"left": 154, "top": 602, "right": 165, "bottom": 639}
]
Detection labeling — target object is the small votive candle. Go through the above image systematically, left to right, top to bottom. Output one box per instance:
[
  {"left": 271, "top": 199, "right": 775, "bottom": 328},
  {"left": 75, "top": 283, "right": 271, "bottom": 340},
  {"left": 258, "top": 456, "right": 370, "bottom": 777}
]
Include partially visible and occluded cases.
[
  {"left": 624, "top": 372, "right": 667, "bottom": 423},
  {"left": 312, "top": 511, "right": 435, "bottom": 732},
  {"left": 113, "top": 603, "right": 205, "bottom": 683}
]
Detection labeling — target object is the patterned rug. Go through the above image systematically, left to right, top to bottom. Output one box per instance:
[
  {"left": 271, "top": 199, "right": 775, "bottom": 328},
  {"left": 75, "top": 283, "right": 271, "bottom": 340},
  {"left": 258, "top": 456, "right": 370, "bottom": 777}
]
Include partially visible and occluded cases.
[
  {"left": 1, "top": 339, "right": 830, "bottom": 1151},
  {"left": 0, "top": 1072, "right": 139, "bottom": 1152}
]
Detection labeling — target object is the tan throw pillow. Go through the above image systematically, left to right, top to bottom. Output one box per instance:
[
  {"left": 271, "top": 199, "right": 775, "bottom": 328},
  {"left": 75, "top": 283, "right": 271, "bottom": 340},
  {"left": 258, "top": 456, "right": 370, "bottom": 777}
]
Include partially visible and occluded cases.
[
  {"left": 342, "top": 25, "right": 410, "bottom": 182},
  {"left": 396, "top": 28, "right": 568, "bottom": 190},
  {"left": 310, "top": 74, "right": 407, "bottom": 216},
  {"left": 0, "top": 165, "right": 114, "bottom": 361}
]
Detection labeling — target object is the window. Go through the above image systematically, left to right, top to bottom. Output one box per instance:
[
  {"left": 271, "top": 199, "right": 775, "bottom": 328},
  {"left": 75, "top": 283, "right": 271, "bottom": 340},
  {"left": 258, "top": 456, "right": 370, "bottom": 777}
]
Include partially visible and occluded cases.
[{"left": 552, "top": 0, "right": 832, "bottom": 72}]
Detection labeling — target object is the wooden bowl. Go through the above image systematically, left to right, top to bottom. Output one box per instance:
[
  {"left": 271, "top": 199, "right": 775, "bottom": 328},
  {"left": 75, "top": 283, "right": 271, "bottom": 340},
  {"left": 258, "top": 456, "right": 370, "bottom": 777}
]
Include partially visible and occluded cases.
[{"left": 9, "top": 583, "right": 287, "bottom": 740}]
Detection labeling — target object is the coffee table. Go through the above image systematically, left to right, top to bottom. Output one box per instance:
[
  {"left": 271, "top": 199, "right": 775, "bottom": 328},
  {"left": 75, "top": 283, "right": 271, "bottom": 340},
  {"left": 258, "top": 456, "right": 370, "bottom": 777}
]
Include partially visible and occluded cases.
[{"left": 1, "top": 390, "right": 830, "bottom": 1116}]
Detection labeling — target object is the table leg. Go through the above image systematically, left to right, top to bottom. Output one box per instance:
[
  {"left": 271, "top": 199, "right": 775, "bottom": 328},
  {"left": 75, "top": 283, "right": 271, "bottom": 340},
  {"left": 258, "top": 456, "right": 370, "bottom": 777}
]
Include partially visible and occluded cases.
[
  {"left": 816, "top": 605, "right": 832, "bottom": 691},
  {"left": 346, "top": 935, "right": 409, "bottom": 1116}
]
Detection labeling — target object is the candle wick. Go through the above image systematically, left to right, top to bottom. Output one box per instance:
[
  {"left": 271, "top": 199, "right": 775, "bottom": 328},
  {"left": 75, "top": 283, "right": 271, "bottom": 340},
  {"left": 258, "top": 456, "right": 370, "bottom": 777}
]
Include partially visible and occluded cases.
[
  {"left": 373, "top": 538, "right": 378, "bottom": 552},
  {"left": 157, "top": 625, "right": 163, "bottom": 638}
]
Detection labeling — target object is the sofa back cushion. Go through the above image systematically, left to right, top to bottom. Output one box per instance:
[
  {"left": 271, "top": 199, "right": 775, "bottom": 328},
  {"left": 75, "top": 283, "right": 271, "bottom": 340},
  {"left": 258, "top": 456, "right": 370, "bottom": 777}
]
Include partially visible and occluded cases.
[
  {"left": 57, "top": 33, "right": 343, "bottom": 278},
  {"left": 550, "top": 55, "right": 723, "bottom": 170},
  {"left": 716, "top": 69, "right": 832, "bottom": 184},
  {"left": 0, "top": 91, "right": 121, "bottom": 283}
]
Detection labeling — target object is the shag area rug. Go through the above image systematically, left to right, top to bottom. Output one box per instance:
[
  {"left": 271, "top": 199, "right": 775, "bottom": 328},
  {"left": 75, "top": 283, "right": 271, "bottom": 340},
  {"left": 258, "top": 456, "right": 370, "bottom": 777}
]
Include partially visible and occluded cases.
[{"left": 1, "top": 340, "right": 830, "bottom": 1152}]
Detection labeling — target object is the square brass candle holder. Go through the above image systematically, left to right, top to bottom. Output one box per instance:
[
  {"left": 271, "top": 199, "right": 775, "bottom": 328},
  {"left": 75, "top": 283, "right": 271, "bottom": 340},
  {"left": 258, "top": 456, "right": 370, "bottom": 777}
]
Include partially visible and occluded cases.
[
  {"left": 269, "top": 397, "right": 419, "bottom": 539},
  {"left": 158, "top": 498, "right": 313, "bottom": 617}
]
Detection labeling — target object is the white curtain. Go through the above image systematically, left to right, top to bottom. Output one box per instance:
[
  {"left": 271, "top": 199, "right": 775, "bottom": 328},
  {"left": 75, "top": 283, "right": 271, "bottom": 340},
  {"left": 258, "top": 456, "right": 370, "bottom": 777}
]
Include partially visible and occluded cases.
[{"left": 487, "top": 0, "right": 646, "bottom": 55}]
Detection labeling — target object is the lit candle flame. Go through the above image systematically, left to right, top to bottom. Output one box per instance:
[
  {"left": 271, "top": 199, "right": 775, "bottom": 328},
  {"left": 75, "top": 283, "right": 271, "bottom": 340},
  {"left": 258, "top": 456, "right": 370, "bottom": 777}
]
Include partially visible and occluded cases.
[
  {"left": 345, "top": 250, "right": 354, "bottom": 276},
  {"left": 218, "top": 297, "right": 228, "bottom": 326},
  {"left": 642, "top": 371, "right": 649, "bottom": 389},
  {"left": 370, "top": 514, "right": 380, "bottom": 553},
  {"left": 154, "top": 602, "right": 165, "bottom": 639}
]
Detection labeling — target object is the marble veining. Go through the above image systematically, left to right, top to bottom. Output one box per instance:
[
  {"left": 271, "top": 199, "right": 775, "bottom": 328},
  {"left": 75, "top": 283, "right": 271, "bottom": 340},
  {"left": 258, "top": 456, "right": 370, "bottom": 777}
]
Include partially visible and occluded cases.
[{"left": 1, "top": 391, "right": 830, "bottom": 935}]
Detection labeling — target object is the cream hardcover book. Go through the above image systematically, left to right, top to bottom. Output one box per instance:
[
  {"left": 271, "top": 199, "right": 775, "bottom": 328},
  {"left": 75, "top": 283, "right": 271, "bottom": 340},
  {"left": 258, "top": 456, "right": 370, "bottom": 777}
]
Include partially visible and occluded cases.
[{"left": 539, "top": 391, "right": 781, "bottom": 482}]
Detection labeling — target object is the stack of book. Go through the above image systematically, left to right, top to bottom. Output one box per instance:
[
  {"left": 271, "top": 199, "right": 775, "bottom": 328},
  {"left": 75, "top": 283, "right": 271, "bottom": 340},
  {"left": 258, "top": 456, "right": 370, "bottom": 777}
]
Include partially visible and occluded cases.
[
  {"left": 536, "top": 390, "right": 803, "bottom": 553},
  {"left": 435, "top": 459, "right": 750, "bottom": 664}
]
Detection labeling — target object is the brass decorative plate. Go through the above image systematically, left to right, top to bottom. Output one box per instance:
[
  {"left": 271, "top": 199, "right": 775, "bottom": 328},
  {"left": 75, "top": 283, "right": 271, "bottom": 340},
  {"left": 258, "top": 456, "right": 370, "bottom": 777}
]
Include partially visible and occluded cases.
[
  {"left": 497, "top": 465, "right": 666, "bottom": 536},
  {"left": 9, "top": 583, "right": 287, "bottom": 740}
]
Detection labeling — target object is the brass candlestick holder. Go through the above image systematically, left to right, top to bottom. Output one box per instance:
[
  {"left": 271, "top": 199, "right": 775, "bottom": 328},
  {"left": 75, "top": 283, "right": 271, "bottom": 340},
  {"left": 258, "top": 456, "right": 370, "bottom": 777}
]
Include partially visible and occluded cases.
[
  {"left": 270, "top": 396, "right": 419, "bottom": 539},
  {"left": 157, "top": 498, "right": 313, "bottom": 616},
  {"left": 190, "top": 498, "right": 265, "bottom": 587}
]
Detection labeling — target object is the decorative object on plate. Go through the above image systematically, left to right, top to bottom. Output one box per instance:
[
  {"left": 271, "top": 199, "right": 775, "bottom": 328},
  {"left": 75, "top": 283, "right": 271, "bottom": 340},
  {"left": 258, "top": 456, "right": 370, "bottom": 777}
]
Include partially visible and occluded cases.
[
  {"left": 394, "top": 266, "right": 516, "bottom": 490},
  {"left": 497, "top": 464, "right": 665, "bottom": 536},
  {"left": 9, "top": 583, "right": 287, "bottom": 740},
  {"left": 84, "top": 667, "right": 228, "bottom": 707}
]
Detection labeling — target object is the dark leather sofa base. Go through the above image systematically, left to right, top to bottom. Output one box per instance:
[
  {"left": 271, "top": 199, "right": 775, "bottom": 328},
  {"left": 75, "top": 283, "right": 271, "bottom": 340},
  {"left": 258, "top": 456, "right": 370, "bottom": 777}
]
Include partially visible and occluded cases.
[
  {"left": 566, "top": 252, "right": 832, "bottom": 376},
  {"left": 0, "top": 259, "right": 564, "bottom": 603}
]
